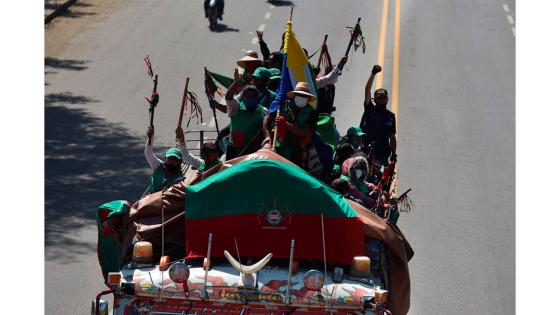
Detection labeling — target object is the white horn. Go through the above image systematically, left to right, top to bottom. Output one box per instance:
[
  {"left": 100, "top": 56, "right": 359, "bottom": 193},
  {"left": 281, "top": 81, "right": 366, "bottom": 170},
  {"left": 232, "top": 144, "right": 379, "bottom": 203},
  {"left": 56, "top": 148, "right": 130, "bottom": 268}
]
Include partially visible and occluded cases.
[{"left": 224, "top": 250, "right": 273, "bottom": 274}]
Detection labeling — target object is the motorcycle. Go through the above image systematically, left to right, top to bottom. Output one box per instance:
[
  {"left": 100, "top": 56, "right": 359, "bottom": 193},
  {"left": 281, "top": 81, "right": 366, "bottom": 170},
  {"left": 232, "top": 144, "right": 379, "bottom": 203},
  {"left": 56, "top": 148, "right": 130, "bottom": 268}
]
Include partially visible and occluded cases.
[{"left": 205, "top": 0, "right": 224, "bottom": 31}]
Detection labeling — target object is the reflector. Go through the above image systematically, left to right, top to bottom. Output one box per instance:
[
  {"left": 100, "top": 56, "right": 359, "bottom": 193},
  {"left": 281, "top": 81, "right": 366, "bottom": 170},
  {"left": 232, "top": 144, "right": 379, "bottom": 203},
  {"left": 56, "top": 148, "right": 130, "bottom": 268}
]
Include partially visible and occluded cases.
[
  {"left": 107, "top": 272, "right": 121, "bottom": 286},
  {"left": 374, "top": 288, "right": 389, "bottom": 304}
]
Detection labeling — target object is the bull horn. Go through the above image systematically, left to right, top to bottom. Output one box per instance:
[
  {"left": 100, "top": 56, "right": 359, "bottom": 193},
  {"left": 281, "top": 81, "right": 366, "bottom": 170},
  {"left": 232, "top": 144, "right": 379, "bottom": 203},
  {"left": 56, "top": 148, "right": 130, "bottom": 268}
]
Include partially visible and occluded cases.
[{"left": 224, "top": 250, "right": 273, "bottom": 274}]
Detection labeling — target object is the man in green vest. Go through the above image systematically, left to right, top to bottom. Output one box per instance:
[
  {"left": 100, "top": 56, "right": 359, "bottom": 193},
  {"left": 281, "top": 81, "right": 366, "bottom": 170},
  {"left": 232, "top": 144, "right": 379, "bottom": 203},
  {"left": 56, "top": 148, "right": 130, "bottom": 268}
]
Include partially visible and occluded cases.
[
  {"left": 250, "top": 67, "right": 277, "bottom": 109},
  {"left": 224, "top": 79, "right": 267, "bottom": 159},
  {"left": 263, "top": 82, "right": 318, "bottom": 165},
  {"left": 175, "top": 126, "right": 221, "bottom": 174},
  {"left": 144, "top": 127, "right": 185, "bottom": 194}
]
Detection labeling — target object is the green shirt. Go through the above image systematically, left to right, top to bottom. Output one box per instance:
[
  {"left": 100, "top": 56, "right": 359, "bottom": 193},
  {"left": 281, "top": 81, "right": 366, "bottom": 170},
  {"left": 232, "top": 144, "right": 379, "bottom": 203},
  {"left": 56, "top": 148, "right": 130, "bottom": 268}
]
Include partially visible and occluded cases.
[
  {"left": 229, "top": 101, "right": 266, "bottom": 150},
  {"left": 275, "top": 101, "right": 317, "bottom": 160},
  {"left": 147, "top": 164, "right": 185, "bottom": 194}
]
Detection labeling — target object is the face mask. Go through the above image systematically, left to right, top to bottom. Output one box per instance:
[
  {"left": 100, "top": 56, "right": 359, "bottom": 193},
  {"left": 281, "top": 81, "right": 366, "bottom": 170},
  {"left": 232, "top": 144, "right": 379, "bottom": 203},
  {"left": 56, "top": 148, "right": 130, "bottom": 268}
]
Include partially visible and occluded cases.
[
  {"left": 294, "top": 96, "right": 307, "bottom": 108},
  {"left": 245, "top": 98, "right": 258, "bottom": 108},
  {"left": 354, "top": 169, "right": 364, "bottom": 179}
]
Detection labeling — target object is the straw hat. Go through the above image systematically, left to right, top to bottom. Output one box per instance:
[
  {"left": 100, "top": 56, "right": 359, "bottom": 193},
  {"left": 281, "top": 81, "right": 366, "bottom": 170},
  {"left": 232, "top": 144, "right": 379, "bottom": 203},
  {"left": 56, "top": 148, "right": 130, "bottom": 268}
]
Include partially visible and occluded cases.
[
  {"left": 236, "top": 50, "right": 263, "bottom": 67},
  {"left": 287, "top": 82, "right": 316, "bottom": 101}
]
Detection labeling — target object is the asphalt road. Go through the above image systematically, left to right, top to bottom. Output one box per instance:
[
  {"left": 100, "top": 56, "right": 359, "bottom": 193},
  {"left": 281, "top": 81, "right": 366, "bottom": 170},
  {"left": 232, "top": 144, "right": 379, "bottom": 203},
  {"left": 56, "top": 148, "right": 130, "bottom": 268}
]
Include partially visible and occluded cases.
[{"left": 45, "top": 0, "right": 515, "bottom": 314}]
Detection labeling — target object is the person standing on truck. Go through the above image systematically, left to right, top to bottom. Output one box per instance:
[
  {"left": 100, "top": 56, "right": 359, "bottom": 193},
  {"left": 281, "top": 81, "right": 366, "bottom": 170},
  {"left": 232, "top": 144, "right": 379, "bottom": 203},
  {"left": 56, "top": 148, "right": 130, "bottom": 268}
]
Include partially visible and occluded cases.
[
  {"left": 360, "top": 65, "right": 397, "bottom": 166},
  {"left": 250, "top": 67, "right": 276, "bottom": 108},
  {"left": 223, "top": 74, "right": 267, "bottom": 159},
  {"left": 263, "top": 82, "right": 318, "bottom": 165},
  {"left": 175, "top": 126, "right": 221, "bottom": 173},
  {"left": 338, "top": 126, "right": 366, "bottom": 152},
  {"left": 144, "top": 127, "right": 185, "bottom": 194}
]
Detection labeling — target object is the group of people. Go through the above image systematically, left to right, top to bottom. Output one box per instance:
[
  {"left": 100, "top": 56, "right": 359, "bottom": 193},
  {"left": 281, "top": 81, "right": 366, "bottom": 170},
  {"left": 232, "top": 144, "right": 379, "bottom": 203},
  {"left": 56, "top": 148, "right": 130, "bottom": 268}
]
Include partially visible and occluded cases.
[{"left": 142, "top": 29, "right": 398, "bottom": 212}]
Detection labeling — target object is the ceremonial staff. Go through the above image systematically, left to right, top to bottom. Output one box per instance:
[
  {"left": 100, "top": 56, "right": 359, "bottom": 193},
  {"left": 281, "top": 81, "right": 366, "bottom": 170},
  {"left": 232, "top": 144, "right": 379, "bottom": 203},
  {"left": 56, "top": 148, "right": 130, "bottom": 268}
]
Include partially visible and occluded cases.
[
  {"left": 341, "top": 17, "right": 365, "bottom": 71},
  {"left": 144, "top": 56, "right": 159, "bottom": 145}
]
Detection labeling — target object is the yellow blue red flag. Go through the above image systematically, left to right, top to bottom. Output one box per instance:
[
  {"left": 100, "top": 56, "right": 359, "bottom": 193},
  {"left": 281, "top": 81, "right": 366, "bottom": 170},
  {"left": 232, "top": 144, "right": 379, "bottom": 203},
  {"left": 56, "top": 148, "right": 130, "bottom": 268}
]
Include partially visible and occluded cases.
[{"left": 269, "top": 19, "right": 317, "bottom": 112}]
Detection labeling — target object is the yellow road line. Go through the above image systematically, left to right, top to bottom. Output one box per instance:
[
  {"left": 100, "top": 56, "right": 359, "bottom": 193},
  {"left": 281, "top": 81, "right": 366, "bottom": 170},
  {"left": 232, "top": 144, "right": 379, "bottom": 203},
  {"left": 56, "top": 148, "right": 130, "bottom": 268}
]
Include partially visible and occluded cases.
[
  {"left": 375, "top": 0, "right": 389, "bottom": 89},
  {"left": 391, "top": 0, "right": 401, "bottom": 193},
  {"left": 392, "top": 0, "right": 401, "bottom": 124}
]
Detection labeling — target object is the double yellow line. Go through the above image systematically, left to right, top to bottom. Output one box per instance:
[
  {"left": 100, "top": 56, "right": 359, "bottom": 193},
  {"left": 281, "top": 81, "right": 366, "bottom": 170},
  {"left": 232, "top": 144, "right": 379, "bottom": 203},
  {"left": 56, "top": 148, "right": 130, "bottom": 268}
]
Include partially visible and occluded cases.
[
  {"left": 375, "top": 0, "right": 401, "bottom": 123},
  {"left": 375, "top": 0, "right": 401, "bottom": 192}
]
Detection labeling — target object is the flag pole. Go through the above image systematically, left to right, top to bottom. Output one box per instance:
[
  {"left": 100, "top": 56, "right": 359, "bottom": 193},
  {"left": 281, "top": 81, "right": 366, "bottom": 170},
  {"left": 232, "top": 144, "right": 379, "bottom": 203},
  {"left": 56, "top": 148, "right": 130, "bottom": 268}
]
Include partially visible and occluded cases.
[
  {"left": 272, "top": 6, "right": 294, "bottom": 152},
  {"left": 204, "top": 67, "right": 221, "bottom": 135},
  {"left": 177, "top": 77, "right": 189, "bottom": 129}
]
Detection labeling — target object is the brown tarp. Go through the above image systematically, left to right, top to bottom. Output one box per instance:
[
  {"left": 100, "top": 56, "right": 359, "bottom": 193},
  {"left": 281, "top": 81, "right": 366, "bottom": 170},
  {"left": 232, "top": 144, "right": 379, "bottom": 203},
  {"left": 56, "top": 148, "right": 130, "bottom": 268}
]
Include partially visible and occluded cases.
[{"left": 120, "top": 149, "right": 413, "bottom": 315}]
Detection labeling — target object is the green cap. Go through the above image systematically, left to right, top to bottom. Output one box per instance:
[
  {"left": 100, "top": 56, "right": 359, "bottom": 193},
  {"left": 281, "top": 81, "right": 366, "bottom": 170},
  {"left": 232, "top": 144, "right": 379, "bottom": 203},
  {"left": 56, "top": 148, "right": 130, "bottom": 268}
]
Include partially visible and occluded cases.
[
  {"left": 251, "top": 67, "right": 271, "bottom": 80},
  {"left": 269, "top": 68, "right": 281, "bottom": 80},
  {"left": 347, "top": 126, "right": 366, "bottom": 137},
  {"left": 166, "top": 147, "right": 182, "bottom": 160}
]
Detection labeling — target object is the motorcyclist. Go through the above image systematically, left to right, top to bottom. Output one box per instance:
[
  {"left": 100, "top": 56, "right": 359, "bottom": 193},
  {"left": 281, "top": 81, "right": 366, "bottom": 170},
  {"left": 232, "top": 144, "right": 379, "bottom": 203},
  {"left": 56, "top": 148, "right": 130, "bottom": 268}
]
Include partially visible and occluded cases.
[{"left": 204, "top": 0, "right": 224, "bottom": 20}]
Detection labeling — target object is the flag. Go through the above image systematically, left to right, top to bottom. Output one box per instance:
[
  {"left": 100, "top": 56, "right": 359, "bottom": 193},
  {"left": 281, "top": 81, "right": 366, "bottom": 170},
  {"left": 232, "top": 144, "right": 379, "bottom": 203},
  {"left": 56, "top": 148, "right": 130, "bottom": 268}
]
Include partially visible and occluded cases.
[
  {"left": 269, "top": 19, "right": 318, "bottom": 112},
  {"left": 204, "top": 68, "right": 234, "bottom": 98}
]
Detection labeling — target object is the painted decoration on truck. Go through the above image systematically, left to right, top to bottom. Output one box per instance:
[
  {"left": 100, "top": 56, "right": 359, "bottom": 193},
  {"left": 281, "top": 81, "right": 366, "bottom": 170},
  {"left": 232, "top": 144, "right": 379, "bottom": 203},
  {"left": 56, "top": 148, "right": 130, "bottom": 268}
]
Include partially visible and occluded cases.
[{"left": 129, "top": 265, "right": 374, "bottom": 308}]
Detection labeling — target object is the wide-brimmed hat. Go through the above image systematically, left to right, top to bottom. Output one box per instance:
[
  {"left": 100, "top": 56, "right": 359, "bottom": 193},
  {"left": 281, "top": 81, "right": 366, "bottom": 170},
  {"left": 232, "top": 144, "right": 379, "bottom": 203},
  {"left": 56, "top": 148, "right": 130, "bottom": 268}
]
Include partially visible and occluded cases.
[
  {"left": 236, "top": 50, "right": 263, "bottom": 67},
  {"left": 287, "top": 82, "right": 316, "bottom": 101}
]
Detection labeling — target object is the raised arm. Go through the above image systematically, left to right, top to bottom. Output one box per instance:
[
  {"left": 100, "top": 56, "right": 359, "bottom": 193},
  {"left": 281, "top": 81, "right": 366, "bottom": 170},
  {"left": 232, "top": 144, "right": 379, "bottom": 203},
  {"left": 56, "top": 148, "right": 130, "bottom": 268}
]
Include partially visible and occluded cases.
[
  {"left": 256, "top": 29, "right": 271, "bottom": 60},
  {"left": 364, "top": 65, "right": 382, "bottom": 105},
  {"left": 225, "top": 68, "right": 242, "bottom": 117},
  {"left": 175, "top": 126, "right": 204, "bottom": 168},
  {"left": 145, "top": 127, "right": 163, "bottom": 170}
]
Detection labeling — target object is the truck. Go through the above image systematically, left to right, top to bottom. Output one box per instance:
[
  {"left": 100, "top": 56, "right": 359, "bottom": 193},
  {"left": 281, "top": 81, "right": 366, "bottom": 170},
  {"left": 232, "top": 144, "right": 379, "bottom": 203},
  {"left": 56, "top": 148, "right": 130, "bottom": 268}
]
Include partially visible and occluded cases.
[{"left": 92, "top": 148, "right": 413, "bottom": 315}]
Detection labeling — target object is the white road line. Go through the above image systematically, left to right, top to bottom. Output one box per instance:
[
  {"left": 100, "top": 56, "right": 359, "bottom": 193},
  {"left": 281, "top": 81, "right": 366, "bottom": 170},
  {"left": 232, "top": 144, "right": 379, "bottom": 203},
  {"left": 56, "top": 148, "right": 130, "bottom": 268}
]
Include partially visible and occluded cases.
[
  {"left": 503, "top": 3, "right": 510, "bottom": 13},
  {"left": 270, "top": 4, "right": 276, "bottom": 10},
  {"left": 264, "top": 12, "right": 271, "bottom": 20},
  {"left": 507, "top": 14, "right": 515, "bottom": 25},
  {"left": 258, "top": 24, "right": 266, "bottom": 32},
  {"left": 512, "top": 27, "right": 515, "bottom": 36},
  {"left": 251, "top": 37, "right": 259, "bottom": 45},
  {"left": 208, "top": 117, "right": 216, "bottom": 129},
  {"left": 201, "top": 122, "right": 207, "bottom": 126}
]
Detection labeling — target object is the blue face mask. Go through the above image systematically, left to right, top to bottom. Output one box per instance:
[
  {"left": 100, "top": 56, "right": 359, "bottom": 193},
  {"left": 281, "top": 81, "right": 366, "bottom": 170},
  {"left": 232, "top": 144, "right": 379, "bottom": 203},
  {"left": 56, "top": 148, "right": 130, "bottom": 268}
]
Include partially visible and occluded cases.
[{"left": 245, "top": 98, "right": 258, "bottom": 108}]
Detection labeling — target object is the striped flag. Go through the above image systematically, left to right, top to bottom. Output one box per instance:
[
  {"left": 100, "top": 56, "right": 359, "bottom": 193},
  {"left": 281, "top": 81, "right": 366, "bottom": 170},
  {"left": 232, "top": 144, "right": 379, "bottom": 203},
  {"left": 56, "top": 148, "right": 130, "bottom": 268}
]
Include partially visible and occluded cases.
[{"left": 270, "top": 19, "right": 318, "bottom": 112}]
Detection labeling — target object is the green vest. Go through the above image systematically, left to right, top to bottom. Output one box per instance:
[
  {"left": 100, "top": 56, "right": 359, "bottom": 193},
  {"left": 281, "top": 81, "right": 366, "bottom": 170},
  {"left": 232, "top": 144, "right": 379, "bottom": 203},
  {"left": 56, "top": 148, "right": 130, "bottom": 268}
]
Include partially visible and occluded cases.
[
  {"left": 229, "top": 101, "right": 266, "bottom": 149},
  {"left": 275, "top": 101, "right": 314, "bottom": 160},
  {"left": 197, "top": 159, "right": 221, "bottom": 173},
  {"left": 147, "top": 164, "right": 184, "bottom": 194}
]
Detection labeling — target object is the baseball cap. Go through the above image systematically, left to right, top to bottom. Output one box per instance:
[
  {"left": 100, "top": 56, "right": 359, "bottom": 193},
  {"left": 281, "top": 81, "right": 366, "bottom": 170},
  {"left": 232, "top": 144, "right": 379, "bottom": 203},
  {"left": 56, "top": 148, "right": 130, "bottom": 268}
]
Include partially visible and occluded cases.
[
  {"left": 251, "top": 67, "right": 271, "bottom": 80},
  {"left": 268, "top": 68, "right": 281, "bottom": 80},
  {"left": 374, "top": 88, "right": 388, "bottom": 98},
  {"left": 347, "top": 126, "right": 366, "bottom": 137},
  {"left": 166, "top": 148, "right": 182, "bottom": 160}
]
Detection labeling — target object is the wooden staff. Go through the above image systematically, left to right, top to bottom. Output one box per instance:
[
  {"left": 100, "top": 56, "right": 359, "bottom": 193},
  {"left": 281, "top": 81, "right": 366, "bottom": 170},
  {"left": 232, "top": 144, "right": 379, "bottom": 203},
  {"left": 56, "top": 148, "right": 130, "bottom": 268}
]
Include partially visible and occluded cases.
[
  {"left": 344, "top": 17, "right": 362, "bottom": 58},
  {"left": 144, "top": 56, "right": 159, "bottom": 145},
  {"left": 177, "top": 77, "right": 190, "bottom": 128}
]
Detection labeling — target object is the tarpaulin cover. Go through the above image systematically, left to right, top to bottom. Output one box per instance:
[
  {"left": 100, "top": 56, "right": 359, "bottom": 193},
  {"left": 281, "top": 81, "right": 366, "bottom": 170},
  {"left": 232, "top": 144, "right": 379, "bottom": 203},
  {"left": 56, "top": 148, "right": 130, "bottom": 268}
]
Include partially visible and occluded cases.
[{"left": 184, "top": 158, "right": 365, "bottom": 265}]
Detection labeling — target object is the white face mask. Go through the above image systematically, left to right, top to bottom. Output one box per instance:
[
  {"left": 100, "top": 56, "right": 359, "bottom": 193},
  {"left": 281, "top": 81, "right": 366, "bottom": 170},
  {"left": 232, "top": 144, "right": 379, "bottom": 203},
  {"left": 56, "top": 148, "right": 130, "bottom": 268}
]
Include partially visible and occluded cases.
[
  {"left": 294, "top": 96, "right": 308, "bottom": 108},
  {"left": 354, "top": 169, "right": 364, "bottom": 179}
]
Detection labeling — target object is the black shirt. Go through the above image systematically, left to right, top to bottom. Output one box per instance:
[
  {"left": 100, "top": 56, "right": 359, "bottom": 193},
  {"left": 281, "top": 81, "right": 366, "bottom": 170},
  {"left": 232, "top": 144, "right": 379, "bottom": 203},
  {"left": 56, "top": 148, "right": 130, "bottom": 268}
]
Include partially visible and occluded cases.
[{"left": 360, "top": 100, "right": 396, "bottom": 160}]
